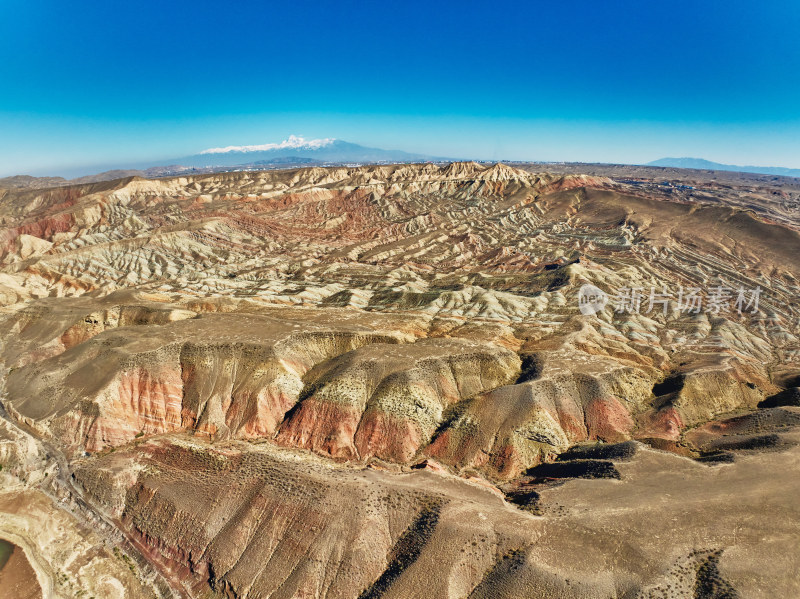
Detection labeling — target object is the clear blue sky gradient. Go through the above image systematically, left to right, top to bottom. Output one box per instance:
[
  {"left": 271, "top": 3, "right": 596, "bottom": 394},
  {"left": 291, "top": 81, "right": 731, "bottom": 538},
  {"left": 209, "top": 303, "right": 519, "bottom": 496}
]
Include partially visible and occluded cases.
[{"left": 1, "top": 0, "right": 799, "bottom": 176}]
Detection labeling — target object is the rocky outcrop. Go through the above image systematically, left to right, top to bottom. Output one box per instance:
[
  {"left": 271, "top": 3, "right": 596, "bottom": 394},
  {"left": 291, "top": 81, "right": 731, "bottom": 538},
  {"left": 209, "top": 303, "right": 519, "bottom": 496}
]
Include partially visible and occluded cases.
[
  {"left": 4, "top": 313, "right": 411, "bottom": 453},
  {"left": 276, "top": 339, "right": 520, "bottom": 461},
  {"left": 427, "top": 356, "right": 654, "bottom": 478}
]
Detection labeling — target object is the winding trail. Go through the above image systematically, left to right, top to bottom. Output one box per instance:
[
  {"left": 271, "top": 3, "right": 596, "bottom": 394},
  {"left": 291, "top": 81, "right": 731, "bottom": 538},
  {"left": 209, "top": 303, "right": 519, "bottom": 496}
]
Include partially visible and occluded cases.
[{"left": 0, "top": 370, "right": 184, "bottom": 599}]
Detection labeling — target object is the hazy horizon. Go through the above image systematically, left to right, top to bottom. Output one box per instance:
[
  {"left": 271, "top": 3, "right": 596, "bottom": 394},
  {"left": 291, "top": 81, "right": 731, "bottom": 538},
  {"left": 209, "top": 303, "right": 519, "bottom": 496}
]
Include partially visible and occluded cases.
[
  {"left": 1, "top": 0, "right": 799, "bottom": 177},
  {"left": 7, "top": 133, "right": 800, "bottom": 181}
]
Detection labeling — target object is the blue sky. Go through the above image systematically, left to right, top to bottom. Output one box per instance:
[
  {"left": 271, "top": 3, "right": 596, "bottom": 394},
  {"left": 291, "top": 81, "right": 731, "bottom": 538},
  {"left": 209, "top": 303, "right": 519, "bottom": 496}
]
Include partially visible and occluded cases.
[{"left": 1, "top": 0, "right": 799, "bottom": 176}]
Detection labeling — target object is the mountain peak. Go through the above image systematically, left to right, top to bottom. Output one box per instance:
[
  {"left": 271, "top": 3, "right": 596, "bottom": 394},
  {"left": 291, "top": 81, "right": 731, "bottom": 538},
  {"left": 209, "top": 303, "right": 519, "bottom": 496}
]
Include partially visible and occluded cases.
[
  {"left": 200, "top": 135, "right": 336, "bottom": 155},
  {"left": 183, "top": 138, "right": 447, "bottom": 168},
  {"left": 646, "top": 157, "right": 800, "bottom": 178}
]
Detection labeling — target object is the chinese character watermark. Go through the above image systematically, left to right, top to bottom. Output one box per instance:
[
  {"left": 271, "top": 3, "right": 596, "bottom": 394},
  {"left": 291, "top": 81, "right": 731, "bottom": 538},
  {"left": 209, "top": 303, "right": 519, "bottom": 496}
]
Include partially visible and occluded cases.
[{"left": 578, "top": 285, "right": 762, "bottom": 316}]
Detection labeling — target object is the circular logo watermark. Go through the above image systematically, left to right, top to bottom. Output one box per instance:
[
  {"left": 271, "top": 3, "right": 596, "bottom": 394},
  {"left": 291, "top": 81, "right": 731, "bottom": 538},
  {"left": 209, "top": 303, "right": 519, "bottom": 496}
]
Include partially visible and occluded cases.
[{"left": 578, "top": 284, "right": 608, "bottom": 315}]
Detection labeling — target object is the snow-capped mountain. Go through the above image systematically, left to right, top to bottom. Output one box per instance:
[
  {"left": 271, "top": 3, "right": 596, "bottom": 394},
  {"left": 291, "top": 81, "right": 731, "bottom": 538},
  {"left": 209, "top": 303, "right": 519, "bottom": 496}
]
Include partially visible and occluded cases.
[
  {"left": 199, "top": 135, "right": 336, "bottom": 155},
  {"left": 179, "top": 136, "right": 443, "bottom": 167}
]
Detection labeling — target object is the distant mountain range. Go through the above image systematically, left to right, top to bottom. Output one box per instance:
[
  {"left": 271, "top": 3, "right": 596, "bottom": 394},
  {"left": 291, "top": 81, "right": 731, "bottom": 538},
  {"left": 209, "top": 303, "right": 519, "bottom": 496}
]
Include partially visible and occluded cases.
[
  {"left": 178, "top": 135, "right": 443, "bottom": 168},
  {"left": 0, "top": 136, "right": 450, "bottom": 189},
  {"left": 6, "top": 141, "right": 800, "bottom": 191},
  {"left": 647, "top": 157, "right": 800, "bottom": 178},
  {"left": 0, "top": 166, "right": 193, "bottom": 190}
]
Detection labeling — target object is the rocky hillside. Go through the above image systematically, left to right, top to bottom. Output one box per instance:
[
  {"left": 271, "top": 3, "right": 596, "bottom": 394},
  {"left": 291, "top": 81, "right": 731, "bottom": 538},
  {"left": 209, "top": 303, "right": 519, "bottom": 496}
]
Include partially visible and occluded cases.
[{"left": 0, "top": 162, "right": 798, "bottom": 597}]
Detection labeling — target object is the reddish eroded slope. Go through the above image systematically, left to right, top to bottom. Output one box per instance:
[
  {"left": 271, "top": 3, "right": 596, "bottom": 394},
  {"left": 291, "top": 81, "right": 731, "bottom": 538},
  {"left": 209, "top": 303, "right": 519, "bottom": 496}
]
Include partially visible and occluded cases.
[
  {"left": 5, "top": 311, "right": 413, "bottom": 453},
  {"left": 276, "top": 339, "right": 520, "bottom": 461}
]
